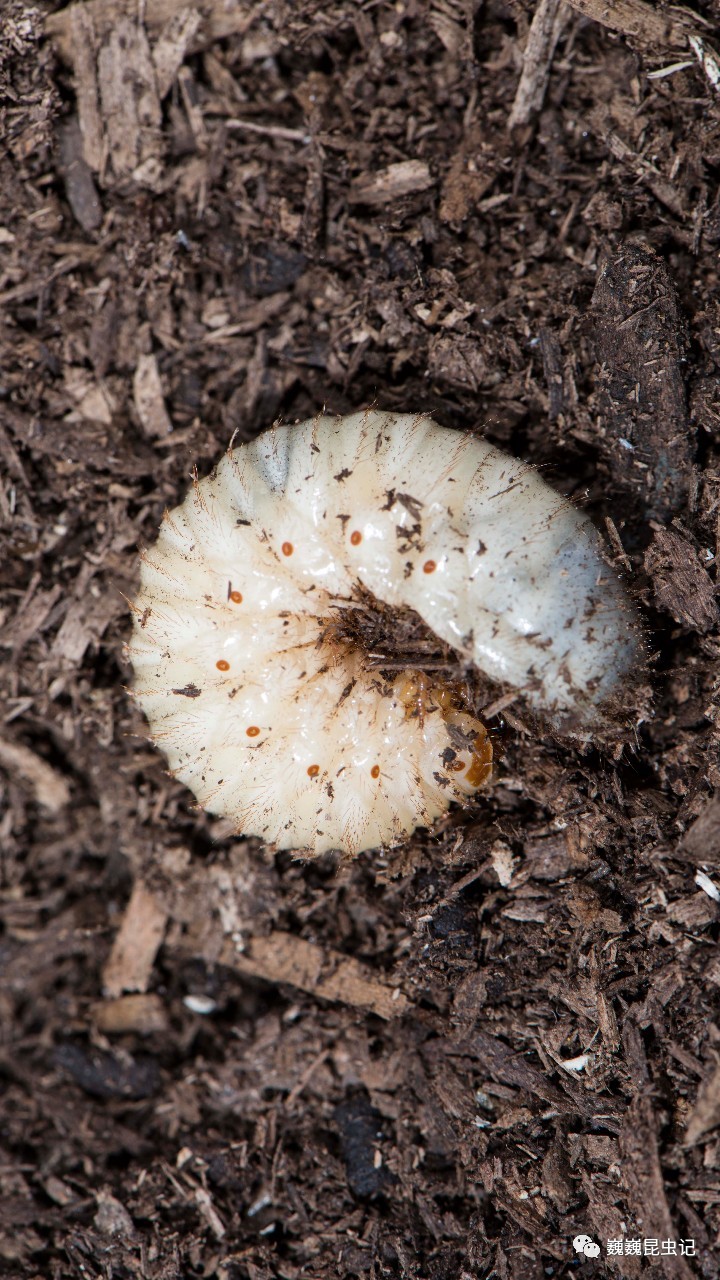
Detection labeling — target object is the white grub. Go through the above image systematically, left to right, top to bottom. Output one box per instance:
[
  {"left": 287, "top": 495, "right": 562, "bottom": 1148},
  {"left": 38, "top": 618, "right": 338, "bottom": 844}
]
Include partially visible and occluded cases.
[{"left": 126, "top": 410, "right": 640, "bottom": 856}]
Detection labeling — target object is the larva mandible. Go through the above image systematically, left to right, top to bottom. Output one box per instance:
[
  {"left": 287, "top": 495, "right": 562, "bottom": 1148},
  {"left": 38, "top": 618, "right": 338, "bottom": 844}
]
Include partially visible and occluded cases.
[{"left": 127, "top": 410, "right": 639, "bottom": 856}]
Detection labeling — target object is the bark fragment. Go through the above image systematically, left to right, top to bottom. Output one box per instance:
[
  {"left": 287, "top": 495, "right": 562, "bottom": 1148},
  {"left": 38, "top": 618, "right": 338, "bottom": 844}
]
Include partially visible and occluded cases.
[
  {"left": 590, "top": 242, "right": 695, "bottom": 521},
  {"left": 645, "top": 527, "right": 719, "bottom": 633}
]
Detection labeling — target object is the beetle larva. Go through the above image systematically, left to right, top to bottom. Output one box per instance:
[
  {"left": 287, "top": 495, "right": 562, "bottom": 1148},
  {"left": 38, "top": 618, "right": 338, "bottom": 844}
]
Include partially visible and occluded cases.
[{"left": 127, "top": 410, "right": 639, "bottom": 855}]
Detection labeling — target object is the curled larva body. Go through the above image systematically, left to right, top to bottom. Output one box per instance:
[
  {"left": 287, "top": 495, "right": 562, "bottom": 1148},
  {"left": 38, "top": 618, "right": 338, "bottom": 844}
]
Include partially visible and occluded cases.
[{"left": 127, "top": 410, "right": 639, "bottom": 855}]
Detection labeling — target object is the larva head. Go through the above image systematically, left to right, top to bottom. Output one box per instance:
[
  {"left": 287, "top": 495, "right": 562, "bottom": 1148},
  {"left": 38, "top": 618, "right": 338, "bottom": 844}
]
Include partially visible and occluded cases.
[{"left": 126, "top": 409, "right": 640, "bottom": 855}]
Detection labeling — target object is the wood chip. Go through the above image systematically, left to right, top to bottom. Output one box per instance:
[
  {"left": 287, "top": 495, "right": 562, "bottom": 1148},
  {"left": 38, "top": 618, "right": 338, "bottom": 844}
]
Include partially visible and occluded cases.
[
  {"left": 46, "top": 0, "right": 257, "bottom": 66},
  {"left": 565, "top": 0, "right": 690, "bottom": 48},
  {"left": 428, "top": 3, "right": 471, "bottom": 58},
  {"left": 68, "top": 6, "right": 104, "bottom": 171},
  {"left": 153, "top": 7, "right": 201, "bottom": 99},
  {"left": 97, "top": 19, "right": 163, "bottom": 186},
  {"left": 178, "top": 64, "right": 208, "bottom": 149},
  {"left": 58, "top": 117, "right": 103, "bottom": 231},
  {"left": 439, "top": 141, "right": 497, "bottom": 224},
  {"left": 349, "top": 160, "right": 434, "bottom": 207},
  {"left": 590, "top": 242, "right": 694, "bottom": 520},
  {"left": 201, "top": 292, "right": 291, "bottom": 341},
  {"left": 538, "top": 326, "right": 564, "bottom": 421},
  {"left": 133, "top": 352, "right": 173, "bottom": 437},
  {"left": 64, "top": 365, "right": 114, "bottom": 423},
  {"left": 645, "top": 527, "right": 719, "bottom": 633},
  {"left": 4, "top": 577, "right": 63, "bottom": 653},
  {"left": 48, "top": 591, "right": 121, "bottom": 665},
  {"left": 0, "top": 737, "right": 71, "bottom": 813},
  {"left": 680, "top": 794, "right": 720, "bottom": 863},
  {"left": 103, "top": 880, "right": 169, "bottom": 997},
  {"left": 666, "top": 891, "right": 717, "bottom": 931},
  {"left": 221, "top": 930, "right": 410, "bottom": 1020},
  {"left": 92, "top": 993, "right": 169, "bottom": 1035},
  {"left": 621, "top": 1091, "right": 694, "bottom": 1279},
  {"left": 42, "top": 1175, "right": 77, "bottom": 1207},
  {"left": 194, "top": 1186, "right": 225, "bottom": 1240},
  {"left": 94, "top": 1191, "right": 138, "bottom": 1240}
]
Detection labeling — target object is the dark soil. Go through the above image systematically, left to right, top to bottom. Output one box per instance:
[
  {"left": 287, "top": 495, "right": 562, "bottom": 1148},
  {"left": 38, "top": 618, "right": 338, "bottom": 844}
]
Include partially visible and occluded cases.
[{"left": 2, "top": 1, "right": 720, "bottom": 1277}]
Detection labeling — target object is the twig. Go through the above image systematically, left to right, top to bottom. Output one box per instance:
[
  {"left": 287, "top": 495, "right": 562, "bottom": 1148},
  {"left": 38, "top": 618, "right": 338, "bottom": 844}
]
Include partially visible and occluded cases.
[
  {"left": 508, "top": 0, "right": 572, "bottom": 130},
  {"left": 225, "top": 118, "right": 311, "bottom": 144},
  {"left": 0, "top": 254, "right": 89, "bottom": 307},
  {"left": 604, "top": 516, "right": 633, "bottom": 573},
  {"left": 481, "top": 689, "right": 524, "bottom": 719}
]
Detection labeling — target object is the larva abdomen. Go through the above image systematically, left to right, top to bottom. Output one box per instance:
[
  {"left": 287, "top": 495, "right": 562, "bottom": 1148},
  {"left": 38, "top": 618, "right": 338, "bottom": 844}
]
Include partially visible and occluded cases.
[
  {"left": 128, "top": 410, "right": 639, "bottom": 855},
  {"left": 247, "top": 412, "right": 635, "bottom": 707}
]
